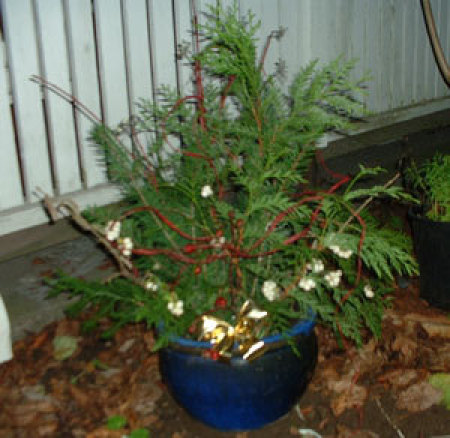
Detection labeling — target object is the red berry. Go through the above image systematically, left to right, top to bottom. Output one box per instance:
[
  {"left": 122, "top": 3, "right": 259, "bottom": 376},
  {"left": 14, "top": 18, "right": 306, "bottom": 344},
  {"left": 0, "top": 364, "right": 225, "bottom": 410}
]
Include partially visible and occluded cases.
[
  {"left": 184, "top": 244, "right": 197, "bottom": 254},
  {"left": 194, "top": 266, "right": 202, "bottom": 275},
  {"left": 215, "top": 296, "right": 227, "bottom": 309},
  {"left": 208, "top": 350, "right": 220, "bottom": 361}
]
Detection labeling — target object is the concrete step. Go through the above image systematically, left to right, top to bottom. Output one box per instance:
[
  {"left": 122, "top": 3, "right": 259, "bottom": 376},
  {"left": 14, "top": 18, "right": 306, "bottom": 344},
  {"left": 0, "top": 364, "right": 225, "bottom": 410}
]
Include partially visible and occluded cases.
[{"left": 0, "top": 234, "right": 113, "bottom": 342}]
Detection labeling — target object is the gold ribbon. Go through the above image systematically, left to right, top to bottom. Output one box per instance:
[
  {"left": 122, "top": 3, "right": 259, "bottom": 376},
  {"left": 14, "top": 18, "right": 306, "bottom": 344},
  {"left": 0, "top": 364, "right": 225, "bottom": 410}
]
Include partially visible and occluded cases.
[{"left": 199, "top": 300, "right": 268, "bottom": 361}]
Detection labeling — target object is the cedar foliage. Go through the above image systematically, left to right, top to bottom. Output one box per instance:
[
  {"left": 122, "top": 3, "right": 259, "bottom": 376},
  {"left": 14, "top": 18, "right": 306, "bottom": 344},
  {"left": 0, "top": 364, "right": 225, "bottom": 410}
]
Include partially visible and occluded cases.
[{"left": 52, "top": 3, "right": 417, "bottom": 348}]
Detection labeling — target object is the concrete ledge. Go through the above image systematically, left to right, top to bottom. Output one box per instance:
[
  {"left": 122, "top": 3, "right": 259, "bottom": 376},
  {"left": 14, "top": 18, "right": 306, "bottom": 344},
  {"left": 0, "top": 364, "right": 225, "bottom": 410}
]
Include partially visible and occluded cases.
[{"left": 316, "top": 107, "right": 450, "bottom": 184}]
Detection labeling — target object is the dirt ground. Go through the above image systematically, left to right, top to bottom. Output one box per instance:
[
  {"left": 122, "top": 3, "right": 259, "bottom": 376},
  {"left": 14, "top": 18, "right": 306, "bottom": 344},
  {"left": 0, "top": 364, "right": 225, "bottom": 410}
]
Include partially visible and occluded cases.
[{"left": 1, "top": 277, "right": 450, "bottom": 438}]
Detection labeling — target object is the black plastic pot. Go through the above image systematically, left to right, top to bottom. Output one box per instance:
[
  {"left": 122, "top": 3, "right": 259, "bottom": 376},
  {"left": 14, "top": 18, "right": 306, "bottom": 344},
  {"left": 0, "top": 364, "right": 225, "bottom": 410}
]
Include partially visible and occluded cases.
[{"left": 409, "top": 207, "right": 450, "bottom": 310}]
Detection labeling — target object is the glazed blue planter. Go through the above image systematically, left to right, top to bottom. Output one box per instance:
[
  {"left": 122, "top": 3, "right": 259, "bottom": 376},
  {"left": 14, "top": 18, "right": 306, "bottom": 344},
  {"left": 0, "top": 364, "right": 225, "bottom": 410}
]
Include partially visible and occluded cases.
[{"left": 159, "top": 317, "right": 317, "bottom": 431}]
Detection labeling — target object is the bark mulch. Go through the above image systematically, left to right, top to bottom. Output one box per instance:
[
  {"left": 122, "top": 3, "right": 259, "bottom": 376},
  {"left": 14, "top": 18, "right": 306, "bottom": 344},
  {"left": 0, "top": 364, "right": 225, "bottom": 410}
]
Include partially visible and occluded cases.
[{"left": 1, "top": 279, "right": 450, "bottom": 438}]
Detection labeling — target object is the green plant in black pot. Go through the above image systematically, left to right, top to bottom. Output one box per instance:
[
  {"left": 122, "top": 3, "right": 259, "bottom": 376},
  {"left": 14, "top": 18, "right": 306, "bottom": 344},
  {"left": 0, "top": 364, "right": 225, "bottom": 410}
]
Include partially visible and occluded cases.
[
  {"left": 41, "top": 2, "right": 417, "bottom": 431},
  {"left": 405, "top": 153, "right": 450, "bottom": 310}
]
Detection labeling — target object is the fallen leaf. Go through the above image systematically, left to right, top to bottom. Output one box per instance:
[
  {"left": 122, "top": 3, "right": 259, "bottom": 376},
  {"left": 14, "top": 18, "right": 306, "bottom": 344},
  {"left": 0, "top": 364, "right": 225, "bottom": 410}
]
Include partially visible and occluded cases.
[
  {"left": 32, "top": 257, "right": 46, "bottom": 265},
  {"left": 39, "top": 269, "right": 54, "bottom": 278},
  {"left": 388, "top": 311, "right": 450, "bottom": 339},
  {"left": 55, "top": 319, "right": 81, "bottom": 337},
  {"left": 29, "top": 331, "right": 49, "bottom": 352},
  {"left": 391, "top": 334, "right": 417, "bottom": 363},
  {"left": 52, "top": 335, "right": 78, "bottom": 361},
  {"left": 119, "top": 338, "right": 136, "bottom": 353},
  {"left": 429, "top": 344, "right": 450, "bottom": 371},
  {"left": 378, "top": 368, "right": 422, "bottom": 389},
  {"left": 429, "top": 373, "right": 450, "bottom": 409},
  {"left": 396, "top": 381, "right": 443, "bottom": 412},
  {"left": 331, "top": 384, "right": 368, "bottom": 416},
  {"left": 69, "top": 385, "right": 91, "bottom": 409},
  {"left": 36, "top": 421, "right": 59, "bottom": 437},
  {"left": 336, "top": 424, "right": 380, "bottom": 438},
  {"left": 86, "top": 427, "right": 123, "bottom": 438},
  {"left": 298, "top": 428, "right": 323, "bottom": 437}
]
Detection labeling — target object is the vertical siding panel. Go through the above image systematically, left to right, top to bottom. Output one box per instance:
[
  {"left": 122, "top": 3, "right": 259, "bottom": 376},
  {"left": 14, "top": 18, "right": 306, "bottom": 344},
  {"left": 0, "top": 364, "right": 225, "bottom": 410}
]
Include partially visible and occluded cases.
[
  {"left": 1, "top": 0, "right": 53, "bottom": 199},
  {"left": 35, "top": 0, "right": 81, "bottom": 195},
  {"left": 65, "top": 0, "right": 106, "bottom": 188},
  {"left": 94, "top": 0, "right": 130, "bottom": 129},
  {"left": 122, "top": 0, "right": 154, "bottom": 110},
  {"left": 122, "top": 0, "right": 155, "bottom": 157},
  {"left": 148, "top": 0, "right": 178, "bottom": 91},
  {"left": 148, "top": 0, "right": 180, "bottom": 168},
  {"left": 173, "top": 0, "right": 194, "bottom": 96},
  {"left": 240, "top": 0, "right": 280, "bottom": 76},
  {"left": 259, "top": 0, "right": 280, "bottom": 77},
  {"left": 278, "top": 0, "right": 302, "bottom": 87},
  {"left": 297, "top": 0, "right": 313, "bottom": 68},
  {"left": 310, "top": 0, "right": 329, "bottom": 64},
  {"left": 336, "top": 0, "right": 351, "bottom": 59},
  {"left": 347, "top": 0, "right": 366, "bottom": 89},
  {"left": 363, "top": 0, "right": 379, "bottom": 111},
  {"left": 381, "top": 0, "right": 395, "bottom": 111},
  {"left": 403, "top": 0, "right": 416, "bottom": 107},
  {"left": 422, "top": 0, "right": 437, "bottom": 99},
  {"left": 435, "top": 0, "right": 448, "bottom": 97},
  {"left": 325, "top": 1, "right": 338, "bottom": 61},
  {"left": 397, "top": 1, "right": 407, "bottom": 108},
  {"left": 414, "top": 2, "right": 427, "bottom": 103},
  {"left": 0, "top": 40, "right": 23, "bottom": 209}
]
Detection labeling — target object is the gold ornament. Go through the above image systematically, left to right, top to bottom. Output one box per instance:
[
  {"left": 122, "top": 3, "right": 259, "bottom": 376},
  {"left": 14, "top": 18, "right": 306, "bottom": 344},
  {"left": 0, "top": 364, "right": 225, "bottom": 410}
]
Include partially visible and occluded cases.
[{"left": 199, "top": 300, "right": 268, "bottom": 361}]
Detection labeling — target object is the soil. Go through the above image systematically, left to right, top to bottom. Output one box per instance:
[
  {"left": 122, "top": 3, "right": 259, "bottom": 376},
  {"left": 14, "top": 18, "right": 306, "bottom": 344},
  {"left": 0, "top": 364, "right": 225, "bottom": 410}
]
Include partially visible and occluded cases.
[{"left": 1, "top": 280, "right": 450, "bottom": 437}]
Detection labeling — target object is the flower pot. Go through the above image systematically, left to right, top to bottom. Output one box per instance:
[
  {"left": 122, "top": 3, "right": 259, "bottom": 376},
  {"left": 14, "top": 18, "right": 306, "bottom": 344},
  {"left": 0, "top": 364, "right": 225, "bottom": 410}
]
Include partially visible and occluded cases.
[
  {"left": 409, "top": 207, "right": 450, "bottom": 310},
  {"left": 159, "top": 318, "right": 317, "bottom": 431}
]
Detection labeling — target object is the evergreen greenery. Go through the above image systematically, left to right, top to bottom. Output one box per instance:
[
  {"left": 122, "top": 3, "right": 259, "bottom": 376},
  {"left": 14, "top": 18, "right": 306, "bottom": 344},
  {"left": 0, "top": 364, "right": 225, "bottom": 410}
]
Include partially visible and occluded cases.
[
  {"left": 51, "top": 3, "right": 417, "bottom": 350},
  {"left": 404, "top": 153, "right": 450, "bottom": 221}
]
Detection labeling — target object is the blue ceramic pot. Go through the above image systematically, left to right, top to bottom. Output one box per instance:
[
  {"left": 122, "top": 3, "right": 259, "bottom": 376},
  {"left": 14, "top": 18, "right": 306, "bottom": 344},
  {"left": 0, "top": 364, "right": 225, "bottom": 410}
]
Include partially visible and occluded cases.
[{"left": 159, "top": 317, "right": 317, "bottom": 431}]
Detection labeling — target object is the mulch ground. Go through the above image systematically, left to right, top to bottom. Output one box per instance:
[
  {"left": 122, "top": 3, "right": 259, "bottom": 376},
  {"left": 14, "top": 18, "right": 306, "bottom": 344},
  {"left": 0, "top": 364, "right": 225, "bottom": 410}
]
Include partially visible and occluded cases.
[{"left": 1, "top": 279, "right": 450, "bottom": 438}]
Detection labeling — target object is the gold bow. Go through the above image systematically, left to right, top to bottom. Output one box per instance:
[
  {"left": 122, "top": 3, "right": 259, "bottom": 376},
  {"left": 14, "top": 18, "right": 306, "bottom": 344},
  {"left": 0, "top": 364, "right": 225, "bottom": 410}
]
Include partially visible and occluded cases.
[{"left": 199, "top": 300, "right": 268, "bottom": 361}]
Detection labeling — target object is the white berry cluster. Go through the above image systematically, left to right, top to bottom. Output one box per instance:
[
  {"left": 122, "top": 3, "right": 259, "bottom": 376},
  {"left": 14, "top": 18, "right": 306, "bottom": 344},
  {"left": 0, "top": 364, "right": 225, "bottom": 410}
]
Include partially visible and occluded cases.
[
  {"left": 201, "top": 185, "right": 213, "bottom": 198},
  {"left": 105, "top": 221, "right": 121, "bottom": 241},
  {"left": 105, "top": 221, "right": 133, "bottom": 257},
  {"left": 210, "top": 236, "right": 226, "bottom": 248},
  {"left": 117, "top": 237, "right": 133, "bottom": 257},
  {"left": 329, "top": 244, "right": 353, "bottom": 259},
  {"left": 306, "top": 258, "right": 324, "bottom": 273},
  {"left": 324, "top": 270, "right": 342, "bottom": 287},
  {"left": 298, "top": 277, "right": 316, "bottom": 291},
  {"left": 145, "top": 280, "right": 159, "bottom": 292},
  {"left": 261, "top": 280, "right": 280, "bottom": 301},
  {"left": 364, "top": 284, "right": 375, "bottom": 298},
  {"left": 168, "top": 299, "right": 184, "bottom": 316}
]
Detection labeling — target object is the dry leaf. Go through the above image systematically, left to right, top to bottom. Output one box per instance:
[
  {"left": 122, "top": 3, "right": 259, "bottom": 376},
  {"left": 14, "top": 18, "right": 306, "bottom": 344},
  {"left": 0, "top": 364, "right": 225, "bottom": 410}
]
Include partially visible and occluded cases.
[
  {"left": 55, "top": 319, "right": 80, "bottom": 337},
  {"left": 391, "top": 334, "right": 417, "bottom": 362},
  {"left": 52, "top": 335, "right": 78, "bottom": 361},
  {"left": 378, "top": 368, "right": 422, "bottom": 389},
  {"left": 396, "top": 381, "right": 443, "bottom": 412},
  {"left": 331, "top": 384, "right": 368, "bottom": 416},
  {"left": 69, "top": 385, "right": 91, "bottom": 409},
  {"left": 336, "top": 424, "right": 380, "bottom": 438},
  {"left": 86, "top": 427, "right": 123, "bottom": 438}
]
